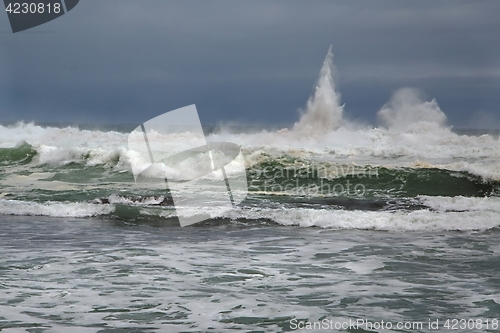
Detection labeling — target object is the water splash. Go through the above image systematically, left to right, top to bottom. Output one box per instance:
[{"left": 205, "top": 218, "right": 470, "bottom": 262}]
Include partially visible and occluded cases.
[
  {"left": 293, "top": 45, "right": 344, "bottom": 133},
  {"left": 378, "top": 88, "right": 447, "bottom": 131}
]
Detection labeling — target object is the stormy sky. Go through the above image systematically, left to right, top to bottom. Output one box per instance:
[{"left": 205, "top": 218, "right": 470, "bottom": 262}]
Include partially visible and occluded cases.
[{"left": 0, "top": 0, "right": 499, "bottom": 128}]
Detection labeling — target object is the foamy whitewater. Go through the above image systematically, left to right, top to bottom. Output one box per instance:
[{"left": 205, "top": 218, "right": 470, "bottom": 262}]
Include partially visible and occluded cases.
[{"left": 1, "top": 47, "right": 499, "bottom": 332}]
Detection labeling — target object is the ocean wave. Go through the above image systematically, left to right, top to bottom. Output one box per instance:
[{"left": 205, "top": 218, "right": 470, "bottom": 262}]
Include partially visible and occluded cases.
[
  {"left": 0, "top": 121, "right": 499, "bottom": 182},
  {"left": 0, "top": 142, "right": 37, "bottom": 166},
  {"left": 246, "top": 158, "right": 499, "bottom": 198},
  {"left": 1, "top": 195, "right": 499, "bottom": 232},
  {"left": 419, "top": 195, "right": 500, "bottom": 213},
  {"left": 0, "top": 199, "right": 114, "bottom": 218},
  {"left": 223, "top": 206, "right": 500, "bottom": 231}
]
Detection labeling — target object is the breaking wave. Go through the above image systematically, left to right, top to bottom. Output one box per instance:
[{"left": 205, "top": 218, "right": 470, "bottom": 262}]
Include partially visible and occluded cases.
[{"left": 1, "top": 46, "right": 499, "bottom": 230}]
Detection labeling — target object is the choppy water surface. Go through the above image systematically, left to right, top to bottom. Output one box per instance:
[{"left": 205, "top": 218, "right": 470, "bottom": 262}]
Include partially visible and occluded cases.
[{"left": 0, "top": 216, "right": 499, "bottom": 332}]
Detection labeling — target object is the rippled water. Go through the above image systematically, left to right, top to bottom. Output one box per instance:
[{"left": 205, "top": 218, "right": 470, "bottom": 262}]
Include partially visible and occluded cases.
[{"left": 1, "top": 216, "right": 499, "bottom": 332}]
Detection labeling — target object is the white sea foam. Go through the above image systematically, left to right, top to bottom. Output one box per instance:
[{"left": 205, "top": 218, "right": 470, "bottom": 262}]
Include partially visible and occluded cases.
[
  {"left": 1, "top": 120, "right": 499, "bottom": 181},
  {"left": 0, "top": 122, "right": 126, "bottom": 149},
  {"left": 0, "top": 122, "right": 132, "bottom": 172},
  {"left": 212, "top": 126, "right": 500, "bottom": 180},
  {"left": 107, "top": 193, "right": 166, "bottom": 206},
  {"left": 1, "top": 195, "right": 497, "bottom": 231},
  {"left": 419, "top": 195, "right": 500, "bottom": 213},
  {"left": 0, "top": 200, "right": 114, "bottom": 217},
  {"left": 123, "top": 203, "right": 500, "bottom": 231},
  {"left": 223, "top": 206, "right": 500, "bottom": 231},
  {"left": 343, "top": 259, "right": 385, "bottom": 274}
]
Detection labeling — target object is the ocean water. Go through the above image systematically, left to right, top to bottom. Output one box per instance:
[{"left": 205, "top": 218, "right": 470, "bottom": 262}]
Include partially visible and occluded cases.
[
  {"left": 1, "top": 48, "right": 500, "bottom": 332},
  {"left": 0, "top": 121, "right": 499, "bottom": 333},
  {"left": 1, "top": 215, "right": 499, "bottom": 333}
]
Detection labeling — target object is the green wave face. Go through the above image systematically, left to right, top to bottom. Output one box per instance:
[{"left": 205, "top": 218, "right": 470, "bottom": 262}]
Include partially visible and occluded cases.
[
  {"left": 0, "top": 142, "right": 37, "bottom": 166},
  {"left": 1, "top": 147, "right": 498, "bottom": 207},
  {"left": 246, "top": 158, "right": 499, "bottom": 199}
]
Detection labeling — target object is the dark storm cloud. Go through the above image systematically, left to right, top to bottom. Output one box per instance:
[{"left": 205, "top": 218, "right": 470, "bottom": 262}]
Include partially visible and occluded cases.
[{"left": 0, "top": 0, "right": 499, "bottom": 127}]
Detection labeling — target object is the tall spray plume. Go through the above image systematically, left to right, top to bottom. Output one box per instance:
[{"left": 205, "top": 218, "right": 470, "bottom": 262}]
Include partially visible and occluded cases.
[{"left": 293, "top": 45, "right": 344, "bottom": 133}]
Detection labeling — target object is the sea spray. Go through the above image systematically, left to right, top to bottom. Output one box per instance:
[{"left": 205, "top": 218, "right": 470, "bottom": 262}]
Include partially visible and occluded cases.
[
  {"left": 293, "top": 45, "right": 344, "bottom": 133},
  {"left": 377, "top": 88, "right": 447, "bottom": 131}
]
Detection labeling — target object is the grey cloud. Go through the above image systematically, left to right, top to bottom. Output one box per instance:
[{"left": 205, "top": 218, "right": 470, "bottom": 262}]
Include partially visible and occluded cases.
[{"left": 0, "top": 0, "right": 499, "bottom": 127}]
